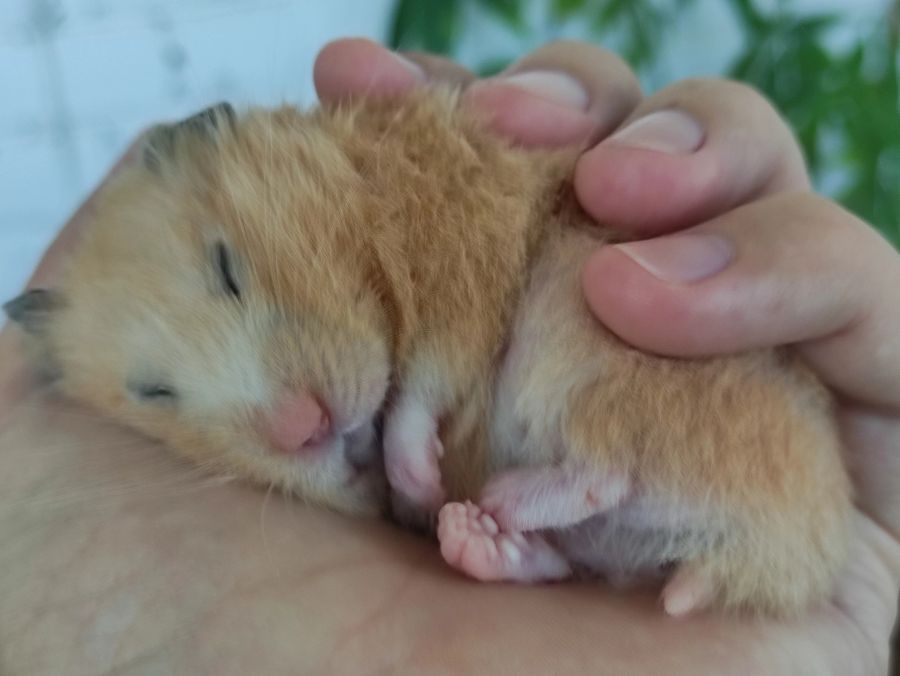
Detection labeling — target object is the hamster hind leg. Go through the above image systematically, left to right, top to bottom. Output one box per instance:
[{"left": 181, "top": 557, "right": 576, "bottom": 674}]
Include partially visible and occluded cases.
[
  {"left": 479, "top": 461, "right": 631, "bottom": 532},
  {"left": 438, "top": 463, "right": 630, "bottom": 582}
]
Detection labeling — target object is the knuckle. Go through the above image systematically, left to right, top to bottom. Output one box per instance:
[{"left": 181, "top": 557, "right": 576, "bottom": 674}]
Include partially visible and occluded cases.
[
  {"left": 532, "top": 39, "right": 623, "bottom": 63},
  {"left": 542, "top": 39, "right": 633, "bottom": 71},
  {"left": 516, "top": 40, "right": 641, "bottom": 95},
  {"left": 402, "top": 51, "right": 475, "bottom": 87},
  {"left": 652, "top": 77, "right": 809, "bottom": 186},
  {"left": 666, "top": 77, "right": 780, "bottom": 121},
  {"left": 707, "top": 78, "right": 771, "bottom": 110},
  {"left": 767, "top": 192, "right": 889, "bottom": 258},
  {"left": 792, "top": 192, "right": 864, "bottom": 236}
]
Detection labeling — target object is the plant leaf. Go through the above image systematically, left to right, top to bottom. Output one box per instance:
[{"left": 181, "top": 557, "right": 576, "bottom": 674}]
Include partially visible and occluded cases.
[{"left": 476, "top": 0, "right": 524, "bottom": 28}]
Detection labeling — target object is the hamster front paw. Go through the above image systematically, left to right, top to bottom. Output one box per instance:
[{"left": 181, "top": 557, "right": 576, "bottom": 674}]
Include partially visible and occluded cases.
[{"left": 383, "top": 397, "right": 446, "bottom": 511}]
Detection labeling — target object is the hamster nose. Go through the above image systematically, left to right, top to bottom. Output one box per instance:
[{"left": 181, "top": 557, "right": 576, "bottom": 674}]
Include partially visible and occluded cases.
[{"left": 267, "top": 391, "right": 331, "bottom": 454}]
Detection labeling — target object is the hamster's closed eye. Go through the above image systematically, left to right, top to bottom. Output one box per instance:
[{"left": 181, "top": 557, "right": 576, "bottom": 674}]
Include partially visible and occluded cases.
[
  {"left": 124, "top": 240, "right": 242, "bottom": 407},
  {"left": 214, "top": 241, "right": 241, "bottom": 300},
  {"left": 128, "top": 382, "right": 178, "bottom": 403}
]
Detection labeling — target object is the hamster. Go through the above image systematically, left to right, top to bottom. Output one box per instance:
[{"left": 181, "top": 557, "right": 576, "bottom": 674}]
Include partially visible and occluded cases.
[{"left": 3, "top": 88, "right": 851, "bottom": 616}]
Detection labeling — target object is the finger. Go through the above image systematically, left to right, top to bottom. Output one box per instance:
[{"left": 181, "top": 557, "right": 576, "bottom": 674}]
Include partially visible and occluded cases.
[
  {"left": 315, "top": 37, "right": 480, "bottom": 103},
  {"left": 313, "top": 38, "right": 426, "bottom": 103},
  {"left": 314, "top": 40, "right": 642, "bottom": 149},
  {"left": 463, "top": 40, "right": 642, "bottom": 148},
  {"left": 400, "top": 50, "right": 476, "bottom": 88},
  {"left": 575, "top": 78, "right": 810, "bottom": 236},
  {"left": 582, "top": 192, "right": 900, "bottom": 408},
  {"left": 840, "top": 409, "right": 900, "bottom": 544}
]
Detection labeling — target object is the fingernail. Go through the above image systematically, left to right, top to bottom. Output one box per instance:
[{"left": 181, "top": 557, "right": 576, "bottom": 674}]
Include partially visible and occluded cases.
[
  {"left": 391, "top": 52, "right": 425, "bottom": 80},
  {"left": 496, "top": 70, "right": 589, "bottom": 111},
  {"left": 607, "top": 110, "right": 704, "bottom": 154},
  {"left": 615, "top": 233, "right": 733, "bottom": 283}
]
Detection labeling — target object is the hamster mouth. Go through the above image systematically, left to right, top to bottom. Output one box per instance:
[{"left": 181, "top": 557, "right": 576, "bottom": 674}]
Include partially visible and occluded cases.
[
  {"left": 372, "top": 408, "right": 385, "bottom": 443},
  {"left": 341, "top": 409, "right": 385, "bottom": 483}
]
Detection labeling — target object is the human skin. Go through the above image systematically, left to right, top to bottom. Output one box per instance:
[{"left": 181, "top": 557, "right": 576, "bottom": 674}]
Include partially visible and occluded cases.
[{"left": 0, "top": 39, "right": 896, "bottom": 675}]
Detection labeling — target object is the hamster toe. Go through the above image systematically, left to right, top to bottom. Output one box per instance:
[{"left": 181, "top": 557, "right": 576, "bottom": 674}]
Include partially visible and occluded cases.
[
  {"left": 437, "top": 501, "right": 572, "bottom": 583},
  {"left": 661, "top": 564, "right": 716, "bottom": 617}
]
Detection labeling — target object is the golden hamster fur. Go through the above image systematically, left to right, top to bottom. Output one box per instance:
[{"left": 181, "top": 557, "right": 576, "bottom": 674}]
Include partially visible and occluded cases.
[{"left": 4, "top": 88, "right": 851, "bottom": 616}]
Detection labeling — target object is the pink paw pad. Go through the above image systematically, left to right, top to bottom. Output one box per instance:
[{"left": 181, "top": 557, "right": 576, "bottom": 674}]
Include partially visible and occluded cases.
[{"left": 437, "top": 501, "right": 571, "bottom": 583}]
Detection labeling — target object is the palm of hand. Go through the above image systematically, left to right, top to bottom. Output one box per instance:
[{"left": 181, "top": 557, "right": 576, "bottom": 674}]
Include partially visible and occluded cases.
[{"left": 0, "top": 371, "right": 892, "bottom": 675}]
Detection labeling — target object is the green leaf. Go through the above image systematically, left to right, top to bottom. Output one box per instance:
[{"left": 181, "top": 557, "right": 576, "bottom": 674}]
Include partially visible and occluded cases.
[
  {"left": 386, "top": 0, "right": 412, "bottom": 49},
  {"left": 388, "top": 0, "right": 462, "bottom": 55},
  {"left": 476, "top": 0, "right": 524, "bottom": 28},
  {"left": 551, "top": 0, "right": 587, "bottom": 22},
  {"left": 592, "top": 0, "right": 629, "bottom": 31},
  {"left": 729, "top": 0, "right": 771, "bottom": 36},
  {"left": 789, "top": 13, "right": 840, "bottom": 41},
  {"left": 476, "top": 56, "right": 514, "bottom": 76}
]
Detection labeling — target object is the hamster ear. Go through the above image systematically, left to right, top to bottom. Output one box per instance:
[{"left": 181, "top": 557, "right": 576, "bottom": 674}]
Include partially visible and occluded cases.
[
  {"left": 143, "top": 101, "right": 236, "bottom": 172},
  {"left": 3, "top": 288, "right": 63, "bottom": 335}
]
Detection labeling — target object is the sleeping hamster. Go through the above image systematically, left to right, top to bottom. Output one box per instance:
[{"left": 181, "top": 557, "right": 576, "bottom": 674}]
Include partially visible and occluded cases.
[{"left": 3, "top": 89, "right": 850, "bottom": 615}]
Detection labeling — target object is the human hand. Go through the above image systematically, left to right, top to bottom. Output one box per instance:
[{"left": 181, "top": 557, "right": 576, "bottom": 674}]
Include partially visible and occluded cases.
[
  {"left": 1, "top": 38, "right": 895, "bottom": 675},
  {"left": 314, "top": 38, "right": 899, "bottom": 673}
]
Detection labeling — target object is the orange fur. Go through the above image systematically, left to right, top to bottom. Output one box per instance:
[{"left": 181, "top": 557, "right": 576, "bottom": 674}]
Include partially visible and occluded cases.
[
  {"left": 7, "top": 88, "right": 850, "bottom": 613},
  {"left": 493, "top": 227, "right": 850, "bottom": 613}
]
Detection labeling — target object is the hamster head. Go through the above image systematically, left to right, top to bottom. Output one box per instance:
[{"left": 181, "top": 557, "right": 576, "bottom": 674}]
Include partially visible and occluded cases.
[{"left": 4, "top": 103, "right": 394, "bottom": 516}]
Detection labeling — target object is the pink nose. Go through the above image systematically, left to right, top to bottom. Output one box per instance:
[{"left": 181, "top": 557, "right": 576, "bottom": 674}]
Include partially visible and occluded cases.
[{"left": 266, "top": 390, "right": 331, "bottom": 454}]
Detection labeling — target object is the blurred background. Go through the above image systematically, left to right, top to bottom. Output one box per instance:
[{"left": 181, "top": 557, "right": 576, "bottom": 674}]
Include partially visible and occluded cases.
[{"left": 0, "top": 0, "right": 896, "bottom": 302}]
